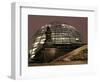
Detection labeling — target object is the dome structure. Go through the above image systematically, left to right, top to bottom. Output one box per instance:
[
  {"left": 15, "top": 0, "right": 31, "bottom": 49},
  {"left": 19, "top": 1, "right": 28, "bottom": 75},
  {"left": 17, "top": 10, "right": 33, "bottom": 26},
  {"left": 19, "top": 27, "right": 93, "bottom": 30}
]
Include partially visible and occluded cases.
[{"left": 29, "top": 22, "right": 82, "bottom": 63}]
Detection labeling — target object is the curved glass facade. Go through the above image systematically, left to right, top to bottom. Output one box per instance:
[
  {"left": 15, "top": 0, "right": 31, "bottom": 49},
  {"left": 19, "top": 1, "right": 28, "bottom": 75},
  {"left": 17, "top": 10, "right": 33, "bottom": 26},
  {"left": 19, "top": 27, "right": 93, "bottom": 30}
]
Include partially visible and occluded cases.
[{"left": 29, "top": 22, "right": 82, "bottom": 62}]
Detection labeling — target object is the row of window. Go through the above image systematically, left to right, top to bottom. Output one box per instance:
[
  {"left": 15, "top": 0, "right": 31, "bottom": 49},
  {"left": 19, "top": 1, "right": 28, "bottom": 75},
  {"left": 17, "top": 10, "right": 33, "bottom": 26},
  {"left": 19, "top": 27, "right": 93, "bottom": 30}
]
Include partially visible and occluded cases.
[
  {"left": 30, "top": 33, "right": 46, "bottom": 58},
  {"left": 51, "top": 34, "right": 80, "bottom": 38},
  {"left": 52, "top": 37, "right": 80, "bottom": 44}
]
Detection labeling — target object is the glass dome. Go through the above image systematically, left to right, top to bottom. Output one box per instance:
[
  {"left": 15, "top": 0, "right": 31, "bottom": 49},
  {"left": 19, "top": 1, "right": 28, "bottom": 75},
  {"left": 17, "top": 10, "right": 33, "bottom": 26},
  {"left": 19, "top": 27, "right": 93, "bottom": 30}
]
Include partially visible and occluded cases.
[{"left": 29, "top": 22, "right": 82, "bottom": 61}]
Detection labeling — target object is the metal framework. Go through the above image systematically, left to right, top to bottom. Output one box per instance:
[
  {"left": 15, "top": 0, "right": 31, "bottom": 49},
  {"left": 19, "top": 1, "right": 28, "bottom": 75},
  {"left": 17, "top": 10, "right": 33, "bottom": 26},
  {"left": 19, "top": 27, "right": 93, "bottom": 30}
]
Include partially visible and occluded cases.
[{"left": 29, "top": 22, "right": 82, "bottom": 63}]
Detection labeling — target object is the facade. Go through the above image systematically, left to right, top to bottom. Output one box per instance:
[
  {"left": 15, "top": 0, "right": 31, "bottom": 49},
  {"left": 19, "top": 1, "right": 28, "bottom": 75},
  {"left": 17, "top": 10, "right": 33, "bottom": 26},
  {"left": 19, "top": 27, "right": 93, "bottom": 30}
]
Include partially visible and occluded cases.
[{"left": 28, "top": 22, "right": 83, "bottom": 64}]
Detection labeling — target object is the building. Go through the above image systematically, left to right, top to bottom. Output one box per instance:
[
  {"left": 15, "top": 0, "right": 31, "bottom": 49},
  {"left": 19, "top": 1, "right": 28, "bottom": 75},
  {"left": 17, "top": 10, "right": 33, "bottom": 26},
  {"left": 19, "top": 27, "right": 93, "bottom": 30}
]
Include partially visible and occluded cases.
[{"left": 28, "top": 22, "right": 83, "bottom": 64}]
